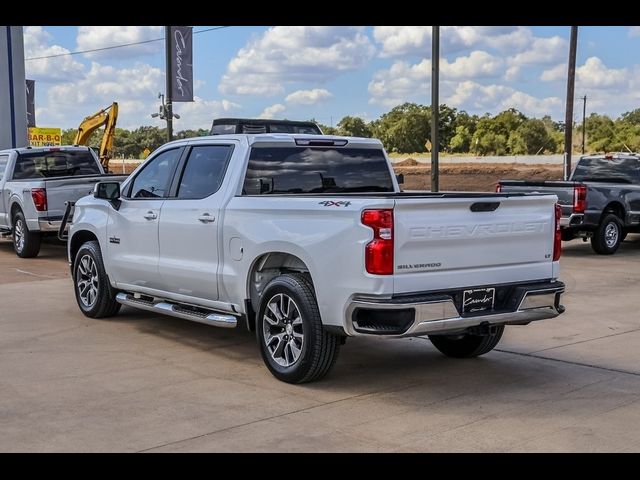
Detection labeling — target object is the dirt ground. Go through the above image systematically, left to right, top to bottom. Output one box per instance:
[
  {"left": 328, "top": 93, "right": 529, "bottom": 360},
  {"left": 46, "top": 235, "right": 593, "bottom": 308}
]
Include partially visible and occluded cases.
[{"left": 393, "top": 159, "right": 563, "bottom": 191}]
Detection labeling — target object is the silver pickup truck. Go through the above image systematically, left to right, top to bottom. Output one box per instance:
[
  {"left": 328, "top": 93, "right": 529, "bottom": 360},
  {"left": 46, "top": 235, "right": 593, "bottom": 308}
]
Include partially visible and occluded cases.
[{"left": 0, "top": 146, "right": 126, "bottom": 258}]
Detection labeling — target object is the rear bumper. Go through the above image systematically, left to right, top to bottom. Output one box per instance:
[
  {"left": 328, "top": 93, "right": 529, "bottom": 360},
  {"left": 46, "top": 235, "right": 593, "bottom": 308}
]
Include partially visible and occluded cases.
[
  {"left": 560, "top": 213, "right": 584, "bottom": 228},
  {"left": 37, "top": 217, "right": 63, "bottom": 232},
  {"left": 345, "top": 280, "right": 565, "bottom": 337}
]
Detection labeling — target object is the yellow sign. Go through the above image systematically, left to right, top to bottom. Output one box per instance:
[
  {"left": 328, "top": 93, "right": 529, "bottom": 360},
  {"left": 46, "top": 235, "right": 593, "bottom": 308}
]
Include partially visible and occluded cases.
[{"left": 28, "top": 127, "right": 62, "bottom": 147}]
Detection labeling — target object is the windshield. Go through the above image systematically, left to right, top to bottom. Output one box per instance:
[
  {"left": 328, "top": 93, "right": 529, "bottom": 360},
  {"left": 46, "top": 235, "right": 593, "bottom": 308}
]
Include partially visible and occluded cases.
[
  {"left": 243, "top": 146, "right": 394, "bottom": 194},
  {"left": 13, "top": 151, "right": 100, "bottom": 179},
  {"left": 572, "top": 157, "right": 640, "bottom": 183}
]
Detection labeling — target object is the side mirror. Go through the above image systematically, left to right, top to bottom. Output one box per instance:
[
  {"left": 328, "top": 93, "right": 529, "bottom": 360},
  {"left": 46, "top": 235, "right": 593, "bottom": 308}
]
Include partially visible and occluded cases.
[
  {"left": 396, "top": 173, "right": 405, "bottom": 185},
  {"left": 94, "top": 181, "right": 120, "bottom": 200}
]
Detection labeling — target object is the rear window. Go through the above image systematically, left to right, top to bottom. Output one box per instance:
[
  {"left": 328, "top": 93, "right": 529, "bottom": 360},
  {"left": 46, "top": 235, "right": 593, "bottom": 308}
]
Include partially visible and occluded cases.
[
  {"left": 211, "top": 124, "right": 237, "bottom": 135},
  {"left": 242, "top": 147, "right": 394, "bottom": 195},
  {"left": 13, "top": 151, "right": 100, "bottom": 179},
  {"left": 572, "top": 157, "right": 640, "bottom": 183}
]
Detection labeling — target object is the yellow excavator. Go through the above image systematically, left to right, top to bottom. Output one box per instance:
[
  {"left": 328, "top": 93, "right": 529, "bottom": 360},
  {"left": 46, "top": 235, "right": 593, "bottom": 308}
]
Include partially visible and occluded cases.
[{"left": 73, "top": 102, "right": 118, "bottom": 172}]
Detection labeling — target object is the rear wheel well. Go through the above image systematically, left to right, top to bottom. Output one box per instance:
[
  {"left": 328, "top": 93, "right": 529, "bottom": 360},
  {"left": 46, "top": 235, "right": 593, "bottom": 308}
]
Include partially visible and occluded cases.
[
  {"left": 602, "top": 202, "right": 625, "bottom": 222},
  {"left": 10, "top": 203, "right": 22, "bottom": 223},
  {"left": 70, "top": 231, "right": 99, "bottom": 265},
  {"left": 246, "top": 252, "right": 312, "bottom": 331}
]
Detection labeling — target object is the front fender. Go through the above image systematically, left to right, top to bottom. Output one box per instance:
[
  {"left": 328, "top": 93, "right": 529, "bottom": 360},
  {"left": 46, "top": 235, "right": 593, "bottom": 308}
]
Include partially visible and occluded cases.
[{"left": 68, "top": 200, "right": 111, "bottom": 271}]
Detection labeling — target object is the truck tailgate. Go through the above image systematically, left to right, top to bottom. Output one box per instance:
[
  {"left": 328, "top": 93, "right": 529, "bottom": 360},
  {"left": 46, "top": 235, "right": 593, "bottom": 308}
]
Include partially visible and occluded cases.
[
  {"left": 45, "top": 175, "right": 127, "bottom": 218},
  {"left": 499, "top": 181, "right": 576, "bottom": 216},
  {"left": 393, "top": 194, "right": 557, "bottom": 294}
]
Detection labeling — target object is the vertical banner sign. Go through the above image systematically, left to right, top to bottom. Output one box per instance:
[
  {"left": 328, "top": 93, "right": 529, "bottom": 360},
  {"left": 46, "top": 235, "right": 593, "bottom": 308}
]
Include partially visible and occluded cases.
[
  {"left": 170, "top": 26, "right": 193, "bottom": 102},
  {"left": 26, "top": 79, "right": 35, "bottom": 127}
]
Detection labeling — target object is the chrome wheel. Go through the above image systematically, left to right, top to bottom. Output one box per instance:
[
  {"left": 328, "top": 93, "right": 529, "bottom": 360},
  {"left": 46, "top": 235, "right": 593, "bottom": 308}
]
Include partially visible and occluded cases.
[
  {"left": 14, "top": 218, "right": 25, "bottom": 252},
  {"left": 605, "top": 222, "right": 619, "bottom": 248},
  {"left": 76, "top": 255, "right": 99, "bottom": 308},
  {"left": 262, "top": 293, "right": 304, "bottom": 367}
]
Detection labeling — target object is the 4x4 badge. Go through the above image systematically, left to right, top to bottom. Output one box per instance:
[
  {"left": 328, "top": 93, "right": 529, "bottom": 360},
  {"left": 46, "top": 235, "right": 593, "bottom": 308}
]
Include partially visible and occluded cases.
[{"left": 318, "top": 201, "right": 351, "bottom": 207}]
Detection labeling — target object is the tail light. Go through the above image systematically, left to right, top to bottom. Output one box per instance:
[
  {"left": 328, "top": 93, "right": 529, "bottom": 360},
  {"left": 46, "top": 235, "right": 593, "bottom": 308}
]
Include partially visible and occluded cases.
[
  {"left": 495, "top": 183, "right": 502, "bottom": 193},
  {"left": 573, "top": 185, "right": 587, "bottom": 213},
  {"left": 31, "top": 188, "right": 47, "bottom": 212},
  {"left": 553, "top": 203, "right": 562, "bottom": 261},
  {"left": 362, "top": 209, "right": 394, "bottom": 275}
]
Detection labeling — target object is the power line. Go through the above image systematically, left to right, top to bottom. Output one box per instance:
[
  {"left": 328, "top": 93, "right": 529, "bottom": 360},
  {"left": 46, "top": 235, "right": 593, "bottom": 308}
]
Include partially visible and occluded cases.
[{"left": 25, "top": 26, "right": 230, "bottom": 61}]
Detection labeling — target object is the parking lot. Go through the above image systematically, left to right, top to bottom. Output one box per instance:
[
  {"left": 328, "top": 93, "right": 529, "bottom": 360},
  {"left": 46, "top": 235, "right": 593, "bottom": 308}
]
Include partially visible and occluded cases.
[{"left": 1, "top": 236, "right": 639, "bottom": 452}]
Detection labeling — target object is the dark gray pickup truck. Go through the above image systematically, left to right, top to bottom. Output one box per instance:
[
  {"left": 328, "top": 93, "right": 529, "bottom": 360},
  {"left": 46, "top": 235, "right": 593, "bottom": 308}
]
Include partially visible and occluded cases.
[{"left": 499, "top": 153, "right": 640, "bottom": 255}]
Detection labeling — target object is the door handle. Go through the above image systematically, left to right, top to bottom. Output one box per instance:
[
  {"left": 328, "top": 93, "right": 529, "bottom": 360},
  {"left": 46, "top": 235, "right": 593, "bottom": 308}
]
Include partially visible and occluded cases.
[
  {"left": 143, "top": 211, "right": 157, "bottom": 220},
  {"left": 198, "top": 213, "right": 215, "bottom": 223}
]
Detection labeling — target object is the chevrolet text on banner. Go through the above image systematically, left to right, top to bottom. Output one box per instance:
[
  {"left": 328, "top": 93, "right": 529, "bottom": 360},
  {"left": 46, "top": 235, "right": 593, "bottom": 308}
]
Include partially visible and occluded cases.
[
  {"left": 170, "top": 26, "right": 193, "bottom": 102},
  {"left": 26, "top": 79, "right": 36, "bottom": 128},
  {"left": 28, "top": 127, "right": 61, "bottom": 147}
]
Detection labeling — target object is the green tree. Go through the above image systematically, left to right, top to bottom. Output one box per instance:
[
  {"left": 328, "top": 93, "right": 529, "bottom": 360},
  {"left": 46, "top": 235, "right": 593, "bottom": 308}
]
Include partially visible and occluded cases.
[
  {"left": 371, "top": 102, "right": 431, "bottom": 153},
  {"left": 620, "top": 108, "right": 640, "bottom": 126},
  {"left": 585, "top": 113, "right": 615, "bottom": 152},
  {"left": 336, "top": 116, "right": 372, "bottom": 137},
  {"left": 508, "top": 119, "right": 555, "bottom": 154},
  {"left": 449, "top": 125, "right": 472, "bottom": 153},
  {"left": 175, "top": 128, "right": 209, "bottom": 139}
]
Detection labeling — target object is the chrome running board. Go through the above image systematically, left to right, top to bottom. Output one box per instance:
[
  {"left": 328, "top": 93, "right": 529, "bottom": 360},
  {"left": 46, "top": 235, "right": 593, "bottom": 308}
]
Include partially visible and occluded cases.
[{"left": 116, "top": 292, "right": 237, "bottom": 329}]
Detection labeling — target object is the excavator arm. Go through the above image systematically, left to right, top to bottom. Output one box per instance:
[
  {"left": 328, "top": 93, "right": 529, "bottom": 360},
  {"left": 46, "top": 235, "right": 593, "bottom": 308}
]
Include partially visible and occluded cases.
[{"left": 73, "top": 102, "right": 118, "bottom": 171}]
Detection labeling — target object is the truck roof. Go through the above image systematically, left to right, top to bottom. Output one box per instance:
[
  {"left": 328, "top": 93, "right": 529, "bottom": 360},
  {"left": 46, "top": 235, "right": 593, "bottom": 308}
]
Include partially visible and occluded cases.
[
  {"left": 164, "top": 133, "right": 383, "bottom": 148},
  {"left": 0, "top": 145, "right": 92, "bottom": 155}
]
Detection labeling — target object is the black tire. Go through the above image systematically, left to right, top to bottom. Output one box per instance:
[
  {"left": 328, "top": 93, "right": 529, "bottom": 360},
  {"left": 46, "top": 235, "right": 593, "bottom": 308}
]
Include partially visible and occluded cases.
[
  {"left": 12, "top": 210, "right": 41, "bottom": 258},
  {"left": 591, "top": 214, "right": 623, "bottom": 255},
  {"left": 621, "top": 231, "right": 628, "bottom": 242},
  {"left": 73, "top": 240, "right": 121, "bottom": 318},
  {"left": 257, "top": 273, "right": 340, "bottom": 384},
  {"left": 428, "top": 325, "right": 505, "bottom": 358}
]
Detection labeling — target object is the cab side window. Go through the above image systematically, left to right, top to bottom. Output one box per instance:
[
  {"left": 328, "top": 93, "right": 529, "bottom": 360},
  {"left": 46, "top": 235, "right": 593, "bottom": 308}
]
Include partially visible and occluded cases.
[
  {"left": 176, "top": 145, "right": 232, "bottom": 199},
  {"left": 128, "top": 148, "right": 182, "bottom": 199},
  {"left": 0, "top": 155, "right": 8, "bottom": 181}
]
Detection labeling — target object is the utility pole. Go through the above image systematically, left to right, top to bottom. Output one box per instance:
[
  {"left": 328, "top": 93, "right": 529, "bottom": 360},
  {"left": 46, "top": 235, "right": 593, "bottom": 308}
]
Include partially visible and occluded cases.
[
  {"left": 165, "top": 25, "right": 173, "bottom": 142},
  {"left": 431, "top": 25, "right": 440, "bottom": 192},
  {"left": 564, "top": 26, "right": 578, "bottom": 180},
  {"left": 581, "top": 95, "right": 587, "bottom": 154}
]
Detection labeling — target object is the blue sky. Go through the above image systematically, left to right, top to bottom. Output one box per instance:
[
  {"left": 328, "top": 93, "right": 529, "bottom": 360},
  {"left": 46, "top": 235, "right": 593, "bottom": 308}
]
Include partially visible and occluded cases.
[{"left": 22, "top": 26, "right": 640, "bottom": 130}]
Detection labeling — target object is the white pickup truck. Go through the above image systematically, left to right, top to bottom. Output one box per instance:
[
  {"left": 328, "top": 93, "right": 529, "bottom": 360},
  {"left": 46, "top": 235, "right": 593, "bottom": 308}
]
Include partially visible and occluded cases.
[
  {"left": 66, "top": 134, "right": 565, "bottom": 383},
  {"left": 0, "top": 146, "right": 126, "bottom": 257}
]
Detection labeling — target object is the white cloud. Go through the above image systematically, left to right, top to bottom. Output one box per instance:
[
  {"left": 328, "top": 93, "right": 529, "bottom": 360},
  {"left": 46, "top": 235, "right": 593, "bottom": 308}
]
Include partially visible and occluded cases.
[
  {"left": 23, "top": 26, "right": 85, "bottom": 82},
  {"left": 76, "top": 26, "right": 163, "bottom": 58},
  {"left": 219, "top": 26, "right": 375, "bottom": 96},
  {"left": 373, "top": 26, "right": 532, "bottom": 57},
  {"left": 373, "top": 26, "right": 431, "bottom": 57},
  {"left": 629, "top": 26, "right": 640, "bottom": 37},
  {"left": 508, "top": 36, "right": 567, "bottom": 66},
  {"left": 368, "top": 51, "right": 503, "bottom": 107},
  {"left": 442, "top": 51, "right": 503, "bottom": 78},
  {"left": 368, "top": 54, "right": 563, "bottom": 117},
  {"left": 576, "top": 57, "right": 628, "bottom": 90},
  {"left": 368, "top": 59, "right": 430, "bottom": 107},
  {"left": 38, "top": 61, "right": 163, "bottom": 129},
  {"left": 540, "top": 63, "right": 566, "bottom": 82},
  {"left": 504, "top": 65, "right": 521, "bottom": 82},
  {"left": 446, "top": 81, "right": 563, "bottom": 117},
  {"left": 285, "top": 88, "right": 333, "bottom": 105},
  {"left": 173, "top": 96, "right": 241, "bottom": 130},
  {"left": 259, "top": 104, "right": 286, "bottom": 119}
]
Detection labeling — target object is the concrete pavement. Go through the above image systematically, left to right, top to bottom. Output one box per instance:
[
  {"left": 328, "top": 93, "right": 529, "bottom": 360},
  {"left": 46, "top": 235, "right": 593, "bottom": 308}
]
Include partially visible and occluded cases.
[{"left": 0, "top": 236, "right": 639, "bottom": 452}]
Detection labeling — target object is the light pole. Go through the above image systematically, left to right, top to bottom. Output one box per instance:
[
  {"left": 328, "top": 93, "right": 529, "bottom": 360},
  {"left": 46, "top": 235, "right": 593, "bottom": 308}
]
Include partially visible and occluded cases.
[
  {"left": 431, "top": 25, "right": 440, "bottom": 192},
  {"left": 165, "top": 26, "right": 173, "bottom": 142},
  {"left": 564, "top": 26, "right": 578, "bottom": 180},
  {"left": 150, "top": 93, "right": 180, "bottom": 134},
  {"left": 581, "top": 95, "right": 587, "bottom": 154}
]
